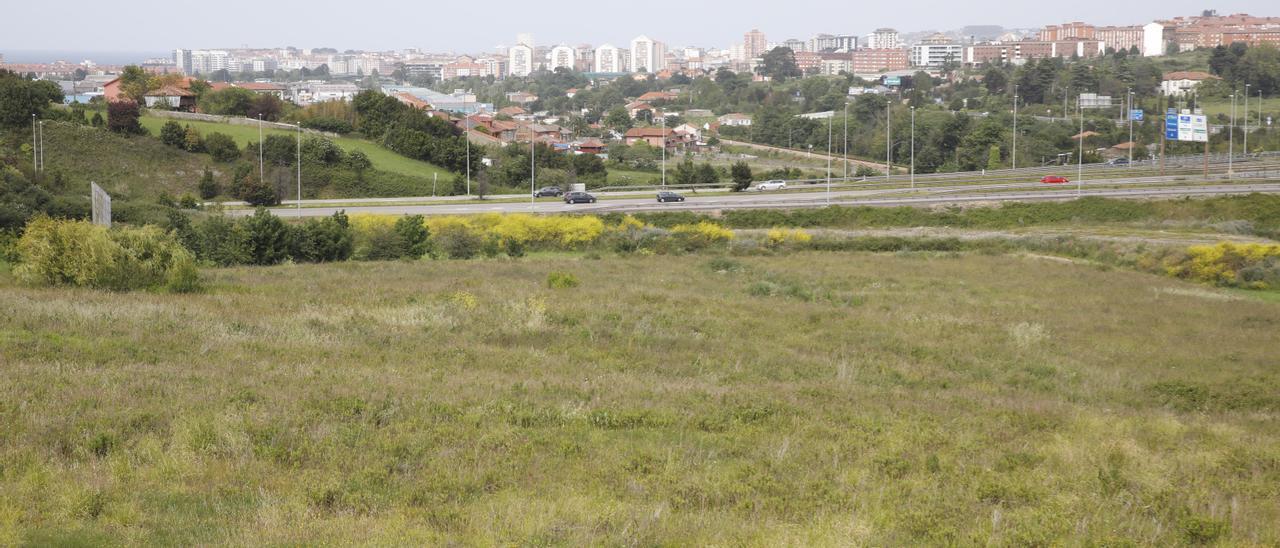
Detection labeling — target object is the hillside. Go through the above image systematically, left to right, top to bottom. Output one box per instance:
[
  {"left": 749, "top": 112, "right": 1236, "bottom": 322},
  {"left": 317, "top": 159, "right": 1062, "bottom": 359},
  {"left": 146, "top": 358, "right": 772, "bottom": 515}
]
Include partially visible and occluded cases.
[
  {"left": 137, "top": 114, "right": 454, "bottom": 182},
  {"left": 2, "top": 252, "right": 1278, "bottom": 544}
]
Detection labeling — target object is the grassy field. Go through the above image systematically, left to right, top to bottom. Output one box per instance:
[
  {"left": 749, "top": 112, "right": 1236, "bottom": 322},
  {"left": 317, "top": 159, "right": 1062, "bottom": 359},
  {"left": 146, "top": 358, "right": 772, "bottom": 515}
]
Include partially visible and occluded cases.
[
  {"left": 1198, "top": 96, "right": 1280, "bottom": 122},
  {"left": 137, "top": 115, "right": 453, "bottom": 182},
  {"left": 26, "top": 122, "right": 209, "bottom": 200},
  {"left": 1, "top": 250, "right": 1278, "bottom": 544}
]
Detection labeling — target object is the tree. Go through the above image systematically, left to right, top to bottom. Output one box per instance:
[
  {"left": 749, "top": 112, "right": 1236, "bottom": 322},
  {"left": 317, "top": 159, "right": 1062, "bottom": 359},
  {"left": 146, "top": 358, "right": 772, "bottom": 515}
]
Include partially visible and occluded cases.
[
  {"left": 757, "top": 47, "right": 802, "bottom": 82},
  {"left": 118, "top": 65, "right": 151, "bottom": 104},
  {"left": 983, "top": 67, "right": 1008, "bottom": 94},
  {"left": 0, "top": 70, "right": 63, "bottom": 128},
  {"left": 199, "top": 87, "right": 255, "bottom": 116},
  {"left": 247, "top": 93, "right": 283, "bottom": 121},
  {"left": 107, "top": 101, "right": 144, "bottom": 135},
  {"left": 604, "top": 107, "right": 632, "bottom": 132},
  {"left": 90, "top": 112, "right": 104, "bottom": 127},
  {"left": 183, "top": 126, "right": 203, "bottom": 152},
  {"left": 204, "top": 132, "right": 239, "bottom": 162},
  {"left": 987, "top": 144, "right": 1003, "bottom": 170},
  {"left": 344, "top": 150, "right": 371, "bottom": 174},
  {"left": 674, "top": 157, "right": 697, "bottom": 185},
  {"left": 731, "top": 161, "right": 753, "bottom": 191},
  {"left": 695, "top": 163, "right": 718, "bottom": 185},
  {"left": 198, "top": 167, "right": 219, "bottom": 199},
  {"left": 241, "top": 177, "right": 280, "bottom": 207},
  {"left": 393, "top": 214, "right": 431, "bottom": 258}
]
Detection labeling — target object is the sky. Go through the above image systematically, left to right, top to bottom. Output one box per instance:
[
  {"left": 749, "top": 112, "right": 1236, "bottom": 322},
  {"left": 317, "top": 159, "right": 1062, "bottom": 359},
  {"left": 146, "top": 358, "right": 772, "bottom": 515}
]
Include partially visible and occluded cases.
[{"left": 1, "top": 0, "right": 1275, "bottom": 58}]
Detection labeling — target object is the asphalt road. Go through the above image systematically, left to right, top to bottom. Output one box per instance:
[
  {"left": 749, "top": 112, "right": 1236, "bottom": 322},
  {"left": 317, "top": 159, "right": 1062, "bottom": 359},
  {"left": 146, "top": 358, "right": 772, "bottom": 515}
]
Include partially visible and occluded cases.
[{"left": 239, "top": 180, "right": 1280, "bottom": 218}]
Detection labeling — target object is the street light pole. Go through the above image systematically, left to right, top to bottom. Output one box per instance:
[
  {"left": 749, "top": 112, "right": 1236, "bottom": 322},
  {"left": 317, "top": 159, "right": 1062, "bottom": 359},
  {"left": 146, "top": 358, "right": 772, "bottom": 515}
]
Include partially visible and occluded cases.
[
  {"left": 1012, "top": 84, "right": 1018, "bottom": 171},
  {"left": 1244, "top": 84, "right": 1250, "bottom": 156},
  {"left": 1127, "top": 89, "right": 1134, "bottom": 168},
  {"left": 465, "top": 90, "right": 471, "bottom": 197},
  {"left": 1229, "top": 92, "right": 1235, "bottom": 176},
  {"left": 1077, "top": 97, "right": 1083, "bottom": 197},
  {"left": 885, "top": 100, "right": 891, "bottom": 179},
  {"left": 843, "top": 102, "right": 849, "bottom": 181},
  {"left": 910, "top": 106, "right": 915, "bottom": 189},
  {"left": 31, "top": 114, "right": 37, "bottom": 175},
  {"left": 258, "top": 114, "right": 264, "bottom": 183},
  {"left": 661, "top": 114, "right": 666, "bottom": 187},
  {"left": 826, "top": 114, "right": 832, "bottom": 203},
  {"left": 38, "top": 120, "right": 45, "bottom": 172},
  {"left": 296, "top": 123, "right": 302, "bottom": 217},
  {"left": 530, "top": 128, "right": 536, "bottom": 203}
]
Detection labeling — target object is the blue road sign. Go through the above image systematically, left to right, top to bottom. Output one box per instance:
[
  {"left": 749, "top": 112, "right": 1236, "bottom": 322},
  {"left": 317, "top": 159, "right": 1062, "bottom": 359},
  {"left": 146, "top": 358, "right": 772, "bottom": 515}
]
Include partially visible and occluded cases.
[
  {"left": 1130, "top": 109, "right": 1144, "bottom": 121},
  {"left": 1166, "top": 113, "right": 1180, "bottom": 140}
]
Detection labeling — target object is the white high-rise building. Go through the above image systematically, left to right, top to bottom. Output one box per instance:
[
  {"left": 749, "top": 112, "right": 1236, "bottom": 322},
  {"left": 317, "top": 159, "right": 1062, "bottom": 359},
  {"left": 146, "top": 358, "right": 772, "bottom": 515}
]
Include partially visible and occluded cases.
[
  {"left": 1142, "top": 22, "right": 1165, "bottom": 57},
  {"left": 866, "top": 28, "right": 901, "bottom": 50},
  {"left": 630, "top": 35, "right": 665, "bottom": 73},
  {"left": 508, "top": 44, "right": 534, "bottom": 77},
  {"left": 594, "top": 44, "right": 622, "bottom": 73},
  {"left": 549, "top": 45, "right": 576, "bottom": 71},
  {"left": 173, "top": 49, "right": 192, "bottom": 74},
  {"left": 189, "top": 50, "right": 230, "bottom": 74}
]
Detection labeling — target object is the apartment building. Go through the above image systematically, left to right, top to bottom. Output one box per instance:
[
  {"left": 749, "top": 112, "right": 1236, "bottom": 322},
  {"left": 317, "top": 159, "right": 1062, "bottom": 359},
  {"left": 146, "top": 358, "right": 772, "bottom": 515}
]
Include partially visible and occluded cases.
[
  {"left": 1095, "top": 25, "right": 1145, "bottom": 52},
  {"left": 865, "top": 28, "right": 901, "bottom": 50},
  {"left": 744, "top": 29, "right": 768, "bottom": 59},
  {"left": 810, "top": 34, "right": 858, "bottom": 52},
  {"left": 910, "top": 34, "right": 963, "bottom": 67},
  {"left": 630, "top": 35, "right": 665, "bottom": 73},
  {"left": 595, "top": 43, "right": 623, "bottom": 73},
  {"left": 508, "top": 44, "right": 534, "bottom": 77},
  {"left": 549, "top": 45, "right": 576, "bottom": 71},
  {"left": 851, "top": 48, "right": 909, "bottom": 73}
]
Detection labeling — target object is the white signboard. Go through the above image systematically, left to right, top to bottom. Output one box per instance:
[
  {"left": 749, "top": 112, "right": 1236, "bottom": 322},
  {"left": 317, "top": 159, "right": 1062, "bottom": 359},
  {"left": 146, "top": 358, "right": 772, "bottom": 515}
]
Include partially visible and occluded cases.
[{"left": 91, "top": 182, "right": 111, "bottom": 227}]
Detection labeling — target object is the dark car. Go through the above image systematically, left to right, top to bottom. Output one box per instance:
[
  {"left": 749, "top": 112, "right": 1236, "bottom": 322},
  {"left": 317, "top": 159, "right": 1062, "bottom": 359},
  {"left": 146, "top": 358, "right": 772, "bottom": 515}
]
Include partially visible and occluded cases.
[
  {"left": 1106, "top": 157, "right": 1129, "bottom": 166},
  {"left": 1040, "top": 175, "right": 1069, "bottom": 184},
  {"left": 533, "top": 186, "right": 563, "bottom": 197},
  {"left": 657, "top": 190, "right": 685, "bottom": 203},
  {"left": 563, "top": 191, "right": 597, "bottom": 204}
]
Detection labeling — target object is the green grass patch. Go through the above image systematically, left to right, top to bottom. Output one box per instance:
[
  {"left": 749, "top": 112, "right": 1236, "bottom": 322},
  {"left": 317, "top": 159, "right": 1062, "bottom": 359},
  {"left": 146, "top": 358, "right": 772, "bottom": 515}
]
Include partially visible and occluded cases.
[{"left": 1, "top": 252, "right": 1277, "bottom": 543}]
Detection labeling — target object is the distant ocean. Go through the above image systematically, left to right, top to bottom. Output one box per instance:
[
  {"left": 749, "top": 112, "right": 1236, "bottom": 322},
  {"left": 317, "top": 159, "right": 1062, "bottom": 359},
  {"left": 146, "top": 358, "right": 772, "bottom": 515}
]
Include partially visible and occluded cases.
[{"left": 0, "top": 50, "right": 170, "bottom": 65}]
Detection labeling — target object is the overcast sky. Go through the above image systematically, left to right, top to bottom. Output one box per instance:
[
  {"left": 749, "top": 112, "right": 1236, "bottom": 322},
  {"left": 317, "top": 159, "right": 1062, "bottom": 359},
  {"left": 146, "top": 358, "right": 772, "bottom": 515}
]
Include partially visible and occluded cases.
[{"left": 1, "top": 0, "right": 1274, "bottom": 56}]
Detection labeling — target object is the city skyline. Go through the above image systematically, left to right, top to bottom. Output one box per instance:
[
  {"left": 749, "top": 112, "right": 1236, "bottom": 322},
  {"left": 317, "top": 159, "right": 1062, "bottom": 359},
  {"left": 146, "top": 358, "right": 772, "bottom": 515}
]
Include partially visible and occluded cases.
[{"left": 3, "top": 0, "right": 1273, "bottom": 54}]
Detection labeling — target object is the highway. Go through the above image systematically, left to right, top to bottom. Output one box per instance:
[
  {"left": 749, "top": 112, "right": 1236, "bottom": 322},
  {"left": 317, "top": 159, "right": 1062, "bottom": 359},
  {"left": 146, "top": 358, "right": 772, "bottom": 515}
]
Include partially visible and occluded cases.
[{"left": 241, "top": 180, "right": 1280, "bottom": 218}]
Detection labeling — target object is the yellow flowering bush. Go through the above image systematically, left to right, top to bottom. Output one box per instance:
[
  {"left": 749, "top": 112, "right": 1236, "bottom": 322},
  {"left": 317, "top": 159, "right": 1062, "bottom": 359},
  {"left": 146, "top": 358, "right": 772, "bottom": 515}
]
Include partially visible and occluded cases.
[
  {"left": 670, "top": 221, "right": 734, "bottom": 248},
  {"left": 765, "top": 228, "right": 813, "bottom": 247},
  {"left": 1164, "top": 242, "right": 1280, "bottom": 288}
]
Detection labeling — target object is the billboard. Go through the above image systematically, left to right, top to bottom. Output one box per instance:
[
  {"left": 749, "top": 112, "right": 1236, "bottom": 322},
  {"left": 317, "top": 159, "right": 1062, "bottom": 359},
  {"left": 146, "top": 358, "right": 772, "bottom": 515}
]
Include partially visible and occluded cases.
[
  {"left": 884, "top": 76, "right": 901, "bottom": 87},
  {"left": 1165, "top": 109, "right": 1207, "bottom": 142},
  {"left": 91, "top": 182, "right": 111, "bottom": 227}
]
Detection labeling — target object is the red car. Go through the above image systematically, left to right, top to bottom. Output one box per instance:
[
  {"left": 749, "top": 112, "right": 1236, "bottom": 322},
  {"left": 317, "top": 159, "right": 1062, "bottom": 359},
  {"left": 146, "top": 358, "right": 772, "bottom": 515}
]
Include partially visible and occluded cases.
[{"left": 1040, "top": 175, "right": 1069, "bottom": 184}]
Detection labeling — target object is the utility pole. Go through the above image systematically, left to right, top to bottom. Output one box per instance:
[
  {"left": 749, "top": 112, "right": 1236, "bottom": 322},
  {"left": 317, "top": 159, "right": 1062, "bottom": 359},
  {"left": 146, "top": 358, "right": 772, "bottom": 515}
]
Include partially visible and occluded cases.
[
  {"left": 1012, "top": 84, "right": 1018, "bottom": 171},
  {"left": 910, "top": 106, "right": 916, "bottom": 189},
  {"left": 258, "top": 114, "right": 264, "bottom": 183},
  {"left": 661, "top": 114, "right": 666, "bottom": 186},
  {"left": 38, "top": 120, "right": 45, "bottom": 172},
  {"left": 530, "top": 127, "right": 536, "bottom": 203}
]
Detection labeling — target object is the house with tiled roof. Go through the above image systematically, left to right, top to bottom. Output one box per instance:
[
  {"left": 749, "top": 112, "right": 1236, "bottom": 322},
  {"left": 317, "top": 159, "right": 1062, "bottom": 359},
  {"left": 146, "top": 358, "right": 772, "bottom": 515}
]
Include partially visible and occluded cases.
[
  {"left": 1161, "top": 71, "right": 1218, "bottom": 96},
  {"left": 143, "top": 85, "right": 197, "bottom": 111},
  {"left": 636, "top": 91, "right": 678, "bottom": 103},
  {"left": 392, "top": 92, "right": 432, "bottom": 110},
  {"left": 626, "top": 101, "right": 656, "bottom": 120},
  {"left": 498, "top": 106, "right": 527, "bottom": 117},
  {"left": 623, "top": 127, "right": 674, "bottom": 148}
]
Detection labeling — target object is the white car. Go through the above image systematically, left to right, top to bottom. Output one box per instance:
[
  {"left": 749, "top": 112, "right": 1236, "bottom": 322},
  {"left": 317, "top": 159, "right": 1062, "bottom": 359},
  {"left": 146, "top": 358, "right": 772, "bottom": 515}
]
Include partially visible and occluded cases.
[{"left": 756, "top": 180, "right": 787, "bottom": 191}]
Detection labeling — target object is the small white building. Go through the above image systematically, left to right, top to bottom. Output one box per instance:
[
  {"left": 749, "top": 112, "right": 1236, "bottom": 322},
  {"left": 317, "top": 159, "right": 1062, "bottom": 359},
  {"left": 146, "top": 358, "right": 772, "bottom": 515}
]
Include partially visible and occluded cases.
[
  {"left": 1143, "top": 22, "right": 1166, "bottom": 57},
  {"left": 1161, "top": 71, "right": 1218, "bottom": 97},
  {"left": 717, "top": 113, "right": 752, "bottom": 127}
]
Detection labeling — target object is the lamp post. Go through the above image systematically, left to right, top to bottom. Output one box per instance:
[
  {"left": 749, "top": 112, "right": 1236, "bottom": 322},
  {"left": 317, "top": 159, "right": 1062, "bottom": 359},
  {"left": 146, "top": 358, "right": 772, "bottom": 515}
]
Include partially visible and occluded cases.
[
  {"left": 1244, "top": 83, "right": 1250, "bottom": 156},
  {"left": 1012, "top": 84, "right": 1018, "bottom": 171},
  {"left": 1127, "top": 88, "right": 1135, "bottom": 168},
  {"left": 465, "top": 90, "right": 471, "bottom": 197},
  {"left": 1229, "top": 92, "right": 1235, "bottom": 176},
  {"left": 1077, "top": 97, "right": 1083, "bottom": 197},
  {"left": 885, "top": 99, "right": 891, "bottom": 179},
  {"left": 843, "top": 101, "right": 849, "bottom": 182},
  {"left": 910, "top": 106, "right": 915, "bottom": 189},
  {"left": 661, "top": 113, "right": 666, "bottom": 187},
  {"left": 826, "top": 113, "right": 832, "bottom": 204},
  {"left": 31, "top": 114, "right": 37, "bottom": 174},
  {"left": 258, "top": 114, "right": 264, "bottom": 183},
  {"left": 38, "top": 120, "right": 45, "bottom": 172},
  {"left": 296, "top": 123, "right": 302, "bottom": 217},
  {"left": 530, "top": 127, "right": 536, "bottom": 204}
]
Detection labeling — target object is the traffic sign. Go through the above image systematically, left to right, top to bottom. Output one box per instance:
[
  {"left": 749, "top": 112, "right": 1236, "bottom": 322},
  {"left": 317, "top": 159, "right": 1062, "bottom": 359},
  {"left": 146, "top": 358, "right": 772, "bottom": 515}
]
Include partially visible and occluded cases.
[{"left": 1130, "top": 109, "right": 1144, "bottom": 121}]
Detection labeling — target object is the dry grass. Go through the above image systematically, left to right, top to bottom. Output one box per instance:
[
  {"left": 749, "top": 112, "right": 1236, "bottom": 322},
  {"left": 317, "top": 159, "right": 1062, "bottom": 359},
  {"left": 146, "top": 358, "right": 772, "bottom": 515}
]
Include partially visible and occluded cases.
[{"left": 1, "top": 252, "right": 1278, "bottom": 544}]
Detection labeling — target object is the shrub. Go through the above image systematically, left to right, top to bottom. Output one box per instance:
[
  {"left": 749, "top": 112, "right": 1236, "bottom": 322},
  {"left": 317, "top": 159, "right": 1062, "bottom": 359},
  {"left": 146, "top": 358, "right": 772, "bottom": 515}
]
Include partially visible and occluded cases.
[
  {"left": 107, "top": 100, "right": 144, "bottom": 135},
  {"left": 301, "top": 116, "right": 354, "bottom": 134},
  {"left": 159, "top": 120, "right": 185, "bottom": 147},
  {"left": 198, "top": 168, "right": 220, "bottom": 200},
  {"left": 241, "top": 177, "right": 280, "bottom": 207},
  {"left": 241, "top": 208, "right": 292, "bottom": 265},
  {"left": 294, "top": 211, "right": 353, "bottom": 262},
  {"left": 194, "top": 215, "right": 250, "bottom": 266},
  {"left": 393, "top": 215, "right": 431, "bottom": 258},
  {"left": 15, "top": 216, "right": 200, "bottom": 292},
  {"left": 670, "top": 221, "right": 734, "bottom": 250},
  {"left": 354, "top": 223, "right": 406, "bottom": 261},
  {"left": 433, "top": 223, "right": 483, "bottom": 260},
  {"left": 765, "top": 227, "right": 813, "bottom": 247},
  {"left": 1164, "top": 242, "right": 1280, "bottom": 288},
  {"left": 547, "top": 271, "right": 579, "bottom": 289}
]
